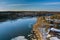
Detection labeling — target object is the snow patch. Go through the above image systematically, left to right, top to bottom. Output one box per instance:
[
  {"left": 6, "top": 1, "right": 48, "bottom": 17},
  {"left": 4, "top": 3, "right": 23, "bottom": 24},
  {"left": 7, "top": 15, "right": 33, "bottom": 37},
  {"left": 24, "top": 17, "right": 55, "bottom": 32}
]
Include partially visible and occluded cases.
[{"left": 11, "top": 36, "right": 27, "bottom": 40}]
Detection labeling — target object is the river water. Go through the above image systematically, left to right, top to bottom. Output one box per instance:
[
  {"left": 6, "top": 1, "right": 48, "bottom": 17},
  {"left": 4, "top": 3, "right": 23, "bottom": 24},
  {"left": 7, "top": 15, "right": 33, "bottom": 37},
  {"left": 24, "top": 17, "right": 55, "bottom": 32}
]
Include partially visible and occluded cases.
[{"left": 0, "top": 17, "right": 37, "bottom": 40}]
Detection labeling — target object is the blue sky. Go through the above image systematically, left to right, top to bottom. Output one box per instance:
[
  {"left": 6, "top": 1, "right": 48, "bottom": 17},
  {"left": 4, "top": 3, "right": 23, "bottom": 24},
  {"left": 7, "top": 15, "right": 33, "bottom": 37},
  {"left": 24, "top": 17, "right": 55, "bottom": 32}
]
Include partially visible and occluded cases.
[{"left": 0, "top": 0, "right": 60, "bottom": 11}]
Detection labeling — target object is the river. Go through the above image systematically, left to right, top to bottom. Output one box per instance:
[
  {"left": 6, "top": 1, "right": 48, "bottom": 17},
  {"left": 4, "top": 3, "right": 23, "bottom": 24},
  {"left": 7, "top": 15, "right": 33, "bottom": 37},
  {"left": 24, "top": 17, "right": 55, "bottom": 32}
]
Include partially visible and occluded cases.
[{"left": 0, "top": 17, "right": 37, "bottom": 40}]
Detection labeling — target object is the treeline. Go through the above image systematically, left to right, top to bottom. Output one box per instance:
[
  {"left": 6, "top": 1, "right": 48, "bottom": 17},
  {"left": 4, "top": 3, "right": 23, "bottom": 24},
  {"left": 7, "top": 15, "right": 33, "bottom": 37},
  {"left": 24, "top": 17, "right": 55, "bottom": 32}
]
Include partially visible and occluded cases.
[{"left": 0, "top": 11, "right": 60, "bottom": 22}]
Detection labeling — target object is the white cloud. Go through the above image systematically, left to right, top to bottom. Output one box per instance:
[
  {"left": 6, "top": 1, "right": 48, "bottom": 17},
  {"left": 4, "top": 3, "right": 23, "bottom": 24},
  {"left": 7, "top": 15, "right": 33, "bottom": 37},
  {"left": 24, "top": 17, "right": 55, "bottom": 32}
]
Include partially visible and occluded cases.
[
  {"left": 0, "top": 1, "right": 31, "bottom": 7},
  {"left": 0, "top": 1, "right": 60, "bottom": 11},
  {"left": 28, "top": 2, "right": 60, "bottom": 5},
  {"left": 41, "top": 2, "right": 60, "bottom": 5},
  {"left": 0, "top": 4, "right": 31, "bottom": 7},
  {"left": 7, "top": 4, "right": 31, "bottom": 6},
  {"left": 11, "top": 36, "right": 28, "bottom": 40}
]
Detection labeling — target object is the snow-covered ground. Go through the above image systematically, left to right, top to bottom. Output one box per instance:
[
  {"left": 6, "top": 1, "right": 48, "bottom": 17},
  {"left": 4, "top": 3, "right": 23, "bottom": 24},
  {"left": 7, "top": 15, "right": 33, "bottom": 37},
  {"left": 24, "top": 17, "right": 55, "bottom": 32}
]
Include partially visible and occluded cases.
[
  {"left": 38, "top": 27, "right": 60, "bottom": 40},
  {"left": 38, "top": 27, "right": 47, "bottom": 40},
  {"left": 11, "top": 36, "right": 27, "bottom": 40},
  {"left": 50, "top": 37, "right": 60, "bottom": 40}
]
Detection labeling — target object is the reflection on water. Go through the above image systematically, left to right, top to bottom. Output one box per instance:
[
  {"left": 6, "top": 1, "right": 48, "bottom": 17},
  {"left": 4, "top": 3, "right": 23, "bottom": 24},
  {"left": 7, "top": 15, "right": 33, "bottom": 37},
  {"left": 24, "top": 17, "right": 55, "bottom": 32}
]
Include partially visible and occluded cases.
[{"left": 0, "top": 17, "right": 37, "bottom": 40}]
